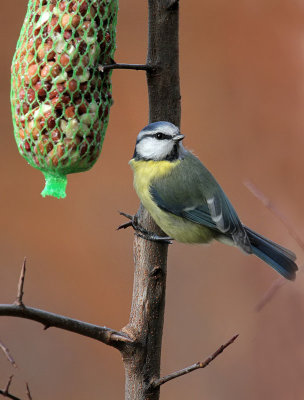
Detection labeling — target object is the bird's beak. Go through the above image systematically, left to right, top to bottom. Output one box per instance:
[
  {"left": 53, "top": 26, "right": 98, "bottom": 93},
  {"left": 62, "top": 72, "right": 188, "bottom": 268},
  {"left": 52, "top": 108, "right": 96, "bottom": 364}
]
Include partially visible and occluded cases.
[{"left": 173, "top": 134, "right": 185, "bottom": 142}]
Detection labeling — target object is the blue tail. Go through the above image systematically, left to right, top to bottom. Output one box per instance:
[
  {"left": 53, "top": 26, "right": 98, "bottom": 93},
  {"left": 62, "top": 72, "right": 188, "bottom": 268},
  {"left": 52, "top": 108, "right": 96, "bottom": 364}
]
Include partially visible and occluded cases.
[{"left": 245, "top": 227, "right": 298, "bottom": 280}]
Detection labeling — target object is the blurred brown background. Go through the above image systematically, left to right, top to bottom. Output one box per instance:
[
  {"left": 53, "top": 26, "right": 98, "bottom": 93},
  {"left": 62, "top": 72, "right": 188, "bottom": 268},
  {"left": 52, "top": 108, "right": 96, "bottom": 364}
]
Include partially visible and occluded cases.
[{"left": 1, "top": 1, "right": 304, "bottom": 399}]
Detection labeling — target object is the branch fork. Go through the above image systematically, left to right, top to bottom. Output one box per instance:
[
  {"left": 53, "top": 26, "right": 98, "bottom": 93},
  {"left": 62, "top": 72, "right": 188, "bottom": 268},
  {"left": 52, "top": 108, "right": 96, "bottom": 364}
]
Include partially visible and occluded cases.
[
  {"left": 0, "top": 260, "right": 133, "bottom": 350},
  {"left": 0, "top": 375, "right": 31, "bottom": 400}
]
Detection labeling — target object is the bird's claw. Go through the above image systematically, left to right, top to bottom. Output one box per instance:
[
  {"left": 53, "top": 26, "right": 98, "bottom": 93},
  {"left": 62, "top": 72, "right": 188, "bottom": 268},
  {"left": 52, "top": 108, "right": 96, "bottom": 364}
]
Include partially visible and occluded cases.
[
  {"left": 118, "top": 211, "right": 173, "bottom": 244},
  {"left": 117, "top": 212, "right": 137, "bottom": 230},
  {"left": 135, "top": 232, "right": 173, "bottom": 244}
]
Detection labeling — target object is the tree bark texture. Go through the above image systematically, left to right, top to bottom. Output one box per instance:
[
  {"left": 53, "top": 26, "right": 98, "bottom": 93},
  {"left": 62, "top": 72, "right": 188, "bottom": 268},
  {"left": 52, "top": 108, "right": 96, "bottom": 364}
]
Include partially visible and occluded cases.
[
  {"left": 0, "top": 1, "right": 181, "bottom": 399},
  {"left": 122, "top": 1, "right": 180, "bottom": 399}
]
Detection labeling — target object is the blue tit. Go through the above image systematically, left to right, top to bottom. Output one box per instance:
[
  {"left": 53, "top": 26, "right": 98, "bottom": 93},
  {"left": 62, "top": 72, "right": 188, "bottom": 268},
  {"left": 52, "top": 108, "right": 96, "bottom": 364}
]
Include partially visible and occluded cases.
[{"left": 129, "top": 121, "right": 298, "bottom": 281}]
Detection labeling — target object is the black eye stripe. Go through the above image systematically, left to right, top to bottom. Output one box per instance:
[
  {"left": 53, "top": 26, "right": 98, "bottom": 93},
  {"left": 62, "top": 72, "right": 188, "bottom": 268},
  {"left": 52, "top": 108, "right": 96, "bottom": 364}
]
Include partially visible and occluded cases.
[
  {"left": 137, "top": 133, "right": 172, "bottom": 142},
  {"left": 156, "top": 133, "right": 172, "bottom": 140}
]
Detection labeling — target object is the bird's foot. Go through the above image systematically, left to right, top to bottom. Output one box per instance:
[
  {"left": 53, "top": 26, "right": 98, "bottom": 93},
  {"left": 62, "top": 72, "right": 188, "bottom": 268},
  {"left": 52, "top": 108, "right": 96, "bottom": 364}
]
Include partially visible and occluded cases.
[
  {"left": 117, "top": 211, "right": 173, "bottom": 244},
  {"left": 117, "top": 212, "right": 137, "bottom": 231}
]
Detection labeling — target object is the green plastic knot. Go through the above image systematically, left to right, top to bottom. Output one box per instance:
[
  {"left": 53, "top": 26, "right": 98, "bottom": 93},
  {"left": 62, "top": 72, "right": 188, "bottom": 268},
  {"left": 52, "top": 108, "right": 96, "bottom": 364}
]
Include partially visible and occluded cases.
[{"left": 41, "top": 172, "right": 67, "bottom": 199}]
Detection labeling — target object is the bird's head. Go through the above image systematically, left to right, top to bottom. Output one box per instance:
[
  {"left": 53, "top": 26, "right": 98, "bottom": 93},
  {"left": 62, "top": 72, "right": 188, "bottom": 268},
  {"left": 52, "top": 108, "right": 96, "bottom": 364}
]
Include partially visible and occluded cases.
[{"left": 133, "top": 121, "right": 185, "bottom": 161}]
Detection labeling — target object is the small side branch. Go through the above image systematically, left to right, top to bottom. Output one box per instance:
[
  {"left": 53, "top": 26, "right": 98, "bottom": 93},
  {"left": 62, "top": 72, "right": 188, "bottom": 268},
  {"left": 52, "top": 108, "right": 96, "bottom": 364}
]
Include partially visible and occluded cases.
[
  {"left": 99, "top": 63, "right": 153, "bottom": 73},
  {"left": 151, "top": 334, "right": 239, "bottom": 388},
  {"left": 0, "top": 340, "right": 17, "bottom": 368},
  {"left": 0, "top": 376, "right": 21, "bottom": 400},
  {"left": 25, "top": 384, "right": 32, "bottom": 400}
]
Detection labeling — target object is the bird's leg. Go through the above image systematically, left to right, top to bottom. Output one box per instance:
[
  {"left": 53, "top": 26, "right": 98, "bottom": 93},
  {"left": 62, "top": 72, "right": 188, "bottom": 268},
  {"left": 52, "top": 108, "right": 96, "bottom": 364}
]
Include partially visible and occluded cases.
[{"left": 117, "top": 211, "right": 173, "bottom": 244}]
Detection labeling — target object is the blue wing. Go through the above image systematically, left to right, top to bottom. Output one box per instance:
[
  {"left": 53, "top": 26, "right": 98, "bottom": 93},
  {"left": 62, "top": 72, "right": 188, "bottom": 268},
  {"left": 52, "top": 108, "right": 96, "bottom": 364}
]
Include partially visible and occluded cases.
[{"left": 149, "top": 153, "right": 252, "bottom": 253}]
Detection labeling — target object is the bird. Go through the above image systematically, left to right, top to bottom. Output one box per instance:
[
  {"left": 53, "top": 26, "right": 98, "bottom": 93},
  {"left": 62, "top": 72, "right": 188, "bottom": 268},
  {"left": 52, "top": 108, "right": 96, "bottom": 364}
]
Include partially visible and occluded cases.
[{"left": 127, "top": 121, "right": 298, "bottom": 281}]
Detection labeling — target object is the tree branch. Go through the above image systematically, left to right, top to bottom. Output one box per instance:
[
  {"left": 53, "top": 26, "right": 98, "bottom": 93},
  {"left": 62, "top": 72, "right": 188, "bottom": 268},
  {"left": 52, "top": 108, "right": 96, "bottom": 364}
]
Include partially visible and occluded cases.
[
  {"left": 121, "top": 2, "right": 181, "bottom": 399},
  {"left": 99, "top": 63, "right": 153, "bottom": 72},
  {"left": 0, "top": 260, "right": 133, "bottom": 350},
  {"left": 0, "top": 304, "right": 132, "bottom": 347},
  {"left": 151, "top": 334, "right": 239, "bottom": 388},
  {"left": 0, "top": 340, "right": 17, "bottom": 368},
  {"left": 0, "top": 376, "right": 21, "bottom": 400},
  {"left": 0, "top": 377, "right": 32, "bottom": 400},
  {"left": 0, "top": 389, "right": 21, "bottom": 400}
]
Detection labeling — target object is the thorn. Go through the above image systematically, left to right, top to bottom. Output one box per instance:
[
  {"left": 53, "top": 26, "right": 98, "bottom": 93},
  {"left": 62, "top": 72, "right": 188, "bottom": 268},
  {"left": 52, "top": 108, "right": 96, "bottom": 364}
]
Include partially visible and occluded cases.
[
  {"left": 14, "top": 258, "right": 26, "bottom": 307},
  {"left": 4, "top": 376, "right": 13, "bottom": 394},
  {"left": 26, "top": 383, "right": 32, "bottom": 400}
]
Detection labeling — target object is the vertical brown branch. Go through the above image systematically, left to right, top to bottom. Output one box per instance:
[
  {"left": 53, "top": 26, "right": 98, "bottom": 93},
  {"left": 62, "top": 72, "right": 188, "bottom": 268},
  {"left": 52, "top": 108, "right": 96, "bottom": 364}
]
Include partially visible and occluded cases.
[
  {"left": 146, "top": 0, "right": 181, "bottom": 126},
  {"left": 122, "top": 1, "right": 180, "bottom": 400}
]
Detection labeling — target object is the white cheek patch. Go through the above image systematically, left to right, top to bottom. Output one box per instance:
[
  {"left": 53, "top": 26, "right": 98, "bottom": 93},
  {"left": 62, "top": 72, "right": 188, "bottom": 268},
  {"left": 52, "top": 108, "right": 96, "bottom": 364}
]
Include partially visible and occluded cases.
[{"left": 136, "top": 137, "right": 174, "bottom": 160}]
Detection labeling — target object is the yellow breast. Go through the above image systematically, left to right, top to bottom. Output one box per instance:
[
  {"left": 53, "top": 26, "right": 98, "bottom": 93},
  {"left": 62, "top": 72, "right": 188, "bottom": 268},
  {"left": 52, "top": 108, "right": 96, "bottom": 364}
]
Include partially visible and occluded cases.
[
  {"left": 129, "top": 158, "right": 181, "bottom": 236},
  {"left": 129, "top": 159, "right": 214, "bottom": 244},
  {"left": 129, "top": 159, "right": 178, "bottom": 191},
  {"left": 129, "top": 159, "right": 177, "bottom": 213}
]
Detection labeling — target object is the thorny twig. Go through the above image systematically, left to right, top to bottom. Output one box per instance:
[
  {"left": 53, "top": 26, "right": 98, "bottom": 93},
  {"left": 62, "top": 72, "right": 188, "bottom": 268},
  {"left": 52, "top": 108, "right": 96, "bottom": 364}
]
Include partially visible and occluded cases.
[
  {"left": 0, "top": 260, "right": 133, "bottom": 347},
  {"left": 151, "top": 334, "right": 239, "bottom": 388},
  {"left": 0, "top": 377, "right": 31, "bottom": 400}
]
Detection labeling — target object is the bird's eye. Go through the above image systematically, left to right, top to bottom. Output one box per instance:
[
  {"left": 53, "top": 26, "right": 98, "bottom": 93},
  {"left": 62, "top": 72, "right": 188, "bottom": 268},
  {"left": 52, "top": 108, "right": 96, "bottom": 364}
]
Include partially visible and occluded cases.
[{"left": 156, "top": 132, "right": 163, "bottom": 139}]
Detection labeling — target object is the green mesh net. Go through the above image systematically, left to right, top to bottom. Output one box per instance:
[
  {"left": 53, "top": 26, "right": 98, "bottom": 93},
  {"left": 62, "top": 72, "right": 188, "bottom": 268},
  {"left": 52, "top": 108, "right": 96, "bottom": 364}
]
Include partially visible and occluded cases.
[{"left": 11, "top": 0, "right": 118, "bottom": 198}]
